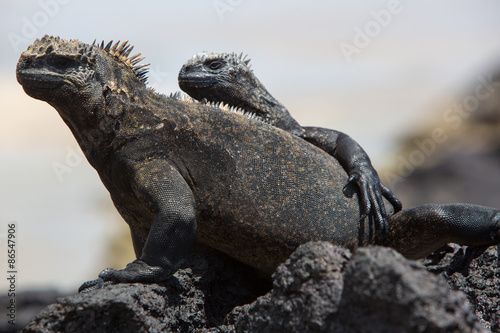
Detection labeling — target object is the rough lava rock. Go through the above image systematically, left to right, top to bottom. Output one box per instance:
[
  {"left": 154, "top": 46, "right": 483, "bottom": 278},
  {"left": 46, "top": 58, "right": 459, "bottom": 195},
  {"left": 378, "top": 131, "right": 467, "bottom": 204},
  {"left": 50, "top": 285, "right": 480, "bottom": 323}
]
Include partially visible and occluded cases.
[
  {"left": 23, "top": 242, "right": 497, "bottom": 332},
  {"left": 234, "top": 242, "right": 349, "bottom": 332},
  {"left": 236, "top": 243, "right": 486, "bottom": 333},
  {"left": 423, "top": 244, "right": 500, "bottom": 332},
  {"left": 334, "top": 246, "right": 485, "bottom": 333},
  {"left": 22, "top": 249, "right": 265, "bottom": 333}
]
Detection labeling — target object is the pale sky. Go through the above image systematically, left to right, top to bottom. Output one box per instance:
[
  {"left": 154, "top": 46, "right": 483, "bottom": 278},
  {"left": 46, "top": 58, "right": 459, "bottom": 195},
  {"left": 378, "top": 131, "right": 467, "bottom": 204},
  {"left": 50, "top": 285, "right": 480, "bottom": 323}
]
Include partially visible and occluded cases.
[{"left": 3, "top": 0, "right": 500, "bottom": 153}]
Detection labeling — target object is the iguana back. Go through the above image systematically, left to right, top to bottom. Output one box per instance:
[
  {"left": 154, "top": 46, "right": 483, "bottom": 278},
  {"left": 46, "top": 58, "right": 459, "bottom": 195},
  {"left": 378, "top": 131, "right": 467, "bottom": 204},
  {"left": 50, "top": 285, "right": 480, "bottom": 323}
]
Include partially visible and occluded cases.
[{"left": 156, "top": 101, "right": 361, "bottom": 273}]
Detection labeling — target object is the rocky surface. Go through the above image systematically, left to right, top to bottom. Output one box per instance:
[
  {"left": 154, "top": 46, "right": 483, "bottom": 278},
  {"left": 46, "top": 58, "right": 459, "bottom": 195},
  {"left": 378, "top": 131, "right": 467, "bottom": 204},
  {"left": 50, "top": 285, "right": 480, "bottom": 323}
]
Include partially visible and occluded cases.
[
  {"left": 22, "top": 242, "right": 497, "bottom": 332},
  {"left": 234, "top": 242, "right": 349, "bottom": 332},
  {"left": 236, "top": 243, "right": 486, "bottom": 332},
  {"left": 423, "top": 244, "right": 500, "bottom": 332},
  {"left": 335, "top": 246, "right": 484, "bottom": 333},
  {"left": 22, "top": 249, "right": 264, "bottom": 333}
]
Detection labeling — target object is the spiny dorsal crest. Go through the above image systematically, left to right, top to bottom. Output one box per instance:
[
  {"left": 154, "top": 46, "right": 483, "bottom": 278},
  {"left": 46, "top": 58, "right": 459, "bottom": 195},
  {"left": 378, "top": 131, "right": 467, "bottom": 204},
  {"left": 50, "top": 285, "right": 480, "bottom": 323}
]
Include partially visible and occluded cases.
[
  {"left": 97, "top": 40, "right": 150, "bottom": 83},
  {"left": 186, "top": 51, "right": 252, "bottom": 70},
  {"left": 169, "top": 91, "right": 268, "bottom": 124},
  {"left": 169, "top": 91, "right": 197, "bottom": 102},
  {"left": 210, "top": 101, "right": 267, "bottom": 123}
]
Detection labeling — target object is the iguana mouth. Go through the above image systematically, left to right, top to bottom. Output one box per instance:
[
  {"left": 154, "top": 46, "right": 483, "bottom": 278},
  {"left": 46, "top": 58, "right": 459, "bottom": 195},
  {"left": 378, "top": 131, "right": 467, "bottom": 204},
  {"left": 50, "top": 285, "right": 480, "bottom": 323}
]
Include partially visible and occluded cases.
[
  {"left": 17, "top": 69, "right": 65, "bottom": 90},
  {"left": 178, "top": 77, "right": 213, "bottom": 89}
]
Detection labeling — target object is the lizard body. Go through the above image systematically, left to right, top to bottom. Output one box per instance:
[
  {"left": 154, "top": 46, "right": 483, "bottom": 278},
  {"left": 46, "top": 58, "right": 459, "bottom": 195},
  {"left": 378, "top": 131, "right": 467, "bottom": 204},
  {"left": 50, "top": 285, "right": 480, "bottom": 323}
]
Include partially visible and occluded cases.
[
  {"left": 16, "top": 36, "right": 500, "bottom": 291},
  {"left": 178, "top": 52, "right": 401, "bottom": 236}
]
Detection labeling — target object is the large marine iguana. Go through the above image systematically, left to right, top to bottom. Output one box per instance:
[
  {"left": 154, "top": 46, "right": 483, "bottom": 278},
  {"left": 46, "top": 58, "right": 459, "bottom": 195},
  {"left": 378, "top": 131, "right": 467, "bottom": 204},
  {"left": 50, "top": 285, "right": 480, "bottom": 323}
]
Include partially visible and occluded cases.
[
  {"left": 16, "top": 36, "right": 500, "bottom": 292},
  {"left": 178, "top": 52, "right": 401, "bottom": 236}
]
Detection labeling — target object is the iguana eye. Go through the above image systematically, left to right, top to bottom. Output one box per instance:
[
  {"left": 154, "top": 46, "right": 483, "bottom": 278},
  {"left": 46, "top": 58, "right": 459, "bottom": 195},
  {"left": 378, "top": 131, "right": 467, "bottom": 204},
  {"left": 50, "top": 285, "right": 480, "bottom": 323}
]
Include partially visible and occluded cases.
[
  {"left": 51, "top": 56, "right": 74, "bottom": 68},
  {"left": 205, "top": 60, "right": 224, "bottom": 70}
]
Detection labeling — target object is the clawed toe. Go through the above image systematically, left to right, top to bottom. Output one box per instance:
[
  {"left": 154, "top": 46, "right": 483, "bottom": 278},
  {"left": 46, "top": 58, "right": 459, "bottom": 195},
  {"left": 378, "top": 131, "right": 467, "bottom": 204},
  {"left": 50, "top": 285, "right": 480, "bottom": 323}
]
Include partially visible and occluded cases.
[
  {"left": 78, "top": 278, "right": 115, "bottom": 293},
  {"left": 78, "top": 278, "right": 104, "bottom": 293}
]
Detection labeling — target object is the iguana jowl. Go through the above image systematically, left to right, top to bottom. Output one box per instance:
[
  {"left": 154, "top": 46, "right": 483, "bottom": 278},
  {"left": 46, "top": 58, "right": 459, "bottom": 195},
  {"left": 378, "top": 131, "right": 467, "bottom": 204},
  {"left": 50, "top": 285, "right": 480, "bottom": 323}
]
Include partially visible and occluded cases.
[
  {"left": 16, "top": 36, "right": 500, "bottom": 292},
  {"left": 178, "top": 52, "right": 401, "bottom": 236}
]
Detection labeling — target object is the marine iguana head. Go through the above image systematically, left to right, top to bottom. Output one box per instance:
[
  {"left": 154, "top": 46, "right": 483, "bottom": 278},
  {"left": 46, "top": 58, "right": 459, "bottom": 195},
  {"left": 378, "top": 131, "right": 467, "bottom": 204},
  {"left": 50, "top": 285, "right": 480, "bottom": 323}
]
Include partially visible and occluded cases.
[
  {"left": 16, "top": 35, "right": 150, "bottom": 157},
  {"left": 17, "top": 35, "right": 149, "bottom": 108},
  {"left": 178, "top": 52, "right": 303, "bottom": 135},
  {"left": 178, "top": 52, "right": 253, "bottom": 104}
]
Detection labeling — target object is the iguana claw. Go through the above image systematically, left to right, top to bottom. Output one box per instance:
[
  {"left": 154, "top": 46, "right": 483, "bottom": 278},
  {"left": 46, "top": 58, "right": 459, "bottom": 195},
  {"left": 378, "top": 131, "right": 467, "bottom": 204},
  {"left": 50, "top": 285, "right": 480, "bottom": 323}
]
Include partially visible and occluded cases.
[
  {"left": 345, "top": 166, "right": 402, "bottom": 239},
  {"left": 77, "top": 259, "right": 171, "bottom": 293},
  {"left": 97, "top": 259, "right": 169, "bottom": 283},
  {"left": 78, "top": 278, "right": 115, "bottom": 293}
]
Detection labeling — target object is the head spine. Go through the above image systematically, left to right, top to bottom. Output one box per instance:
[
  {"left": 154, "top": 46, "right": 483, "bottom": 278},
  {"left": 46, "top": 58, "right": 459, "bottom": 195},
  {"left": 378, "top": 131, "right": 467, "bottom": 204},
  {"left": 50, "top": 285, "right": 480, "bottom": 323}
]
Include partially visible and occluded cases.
[
  {"left": 97, "top": 40, "right": 150, "bottom": 83},
  {"left": 184, "top": 51, "right": 252, "bottom": 70}
]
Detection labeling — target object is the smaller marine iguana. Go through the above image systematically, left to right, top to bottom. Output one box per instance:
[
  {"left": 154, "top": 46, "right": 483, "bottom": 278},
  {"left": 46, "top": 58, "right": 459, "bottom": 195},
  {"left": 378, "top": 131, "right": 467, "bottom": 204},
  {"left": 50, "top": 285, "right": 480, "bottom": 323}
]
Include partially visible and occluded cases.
[
  {"left": 16, "top": 36, "right": 500, "bottom": 293},
  {"left": 178, "top": 52, "right": 401, "bottom": 236}
]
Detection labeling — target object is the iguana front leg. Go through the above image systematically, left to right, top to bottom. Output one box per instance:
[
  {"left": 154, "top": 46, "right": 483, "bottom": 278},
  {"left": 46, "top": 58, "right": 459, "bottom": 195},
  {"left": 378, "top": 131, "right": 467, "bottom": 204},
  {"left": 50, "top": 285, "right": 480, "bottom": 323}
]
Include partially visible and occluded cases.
[
  {"left": 302, "top": 127, "right": 402, "bottom": 237},
  {"left": 79, "top": 160, "right": 196, "bottom": 292}
]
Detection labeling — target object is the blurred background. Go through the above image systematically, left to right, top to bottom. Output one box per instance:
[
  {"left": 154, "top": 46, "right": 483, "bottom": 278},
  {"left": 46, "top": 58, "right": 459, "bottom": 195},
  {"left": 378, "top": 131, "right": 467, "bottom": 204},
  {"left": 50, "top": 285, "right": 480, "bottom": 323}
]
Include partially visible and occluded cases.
[{"left": 2, "top": 0, "right": 500, "bottom": 293}]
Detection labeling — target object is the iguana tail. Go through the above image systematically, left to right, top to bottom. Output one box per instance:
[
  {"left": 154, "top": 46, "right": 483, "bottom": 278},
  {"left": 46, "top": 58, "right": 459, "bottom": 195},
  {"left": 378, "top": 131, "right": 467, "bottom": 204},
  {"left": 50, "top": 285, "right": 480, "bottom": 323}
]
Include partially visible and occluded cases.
[{"left": 380, "top": 204, "right": 500, "bottom": 259}]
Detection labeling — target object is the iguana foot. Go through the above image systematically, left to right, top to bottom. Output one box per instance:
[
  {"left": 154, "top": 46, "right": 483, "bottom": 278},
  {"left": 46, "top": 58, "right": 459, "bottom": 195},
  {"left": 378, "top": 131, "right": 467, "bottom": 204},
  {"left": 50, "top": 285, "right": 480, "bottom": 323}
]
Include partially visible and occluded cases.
[
  {"left": 344, "top": 167, "right": 402, "bottom": 238},
  {"left": 78, "top": 259, "right": 171, "bottom": 293},
  {"left": 100, "top": 259, "right": 171, "bottom": 282},
  {"left": 78, "top": 278, "right": 115, "bottom": 293}
]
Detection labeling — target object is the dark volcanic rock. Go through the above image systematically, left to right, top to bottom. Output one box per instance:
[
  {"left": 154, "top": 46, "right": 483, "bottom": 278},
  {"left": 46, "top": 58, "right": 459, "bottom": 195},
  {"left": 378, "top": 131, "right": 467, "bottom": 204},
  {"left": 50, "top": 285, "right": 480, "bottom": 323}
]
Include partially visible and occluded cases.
[
  {"left": 23, "top": 242, "right": 492, "bottom": 332},
  {"left": 235, "top": 242, "right": 350, "bottom": 332},
  {"left": 236, "top": 243, "right": 485, "bottom": 332},
  {"left": 424, "top": 244, "right": 500, "bottom": 332},
  {"left": 334, "top": 246, "right": 485, "bottom": 333},
  {"left": 23, "top": 250, "right": 264, "bottom": 333}
]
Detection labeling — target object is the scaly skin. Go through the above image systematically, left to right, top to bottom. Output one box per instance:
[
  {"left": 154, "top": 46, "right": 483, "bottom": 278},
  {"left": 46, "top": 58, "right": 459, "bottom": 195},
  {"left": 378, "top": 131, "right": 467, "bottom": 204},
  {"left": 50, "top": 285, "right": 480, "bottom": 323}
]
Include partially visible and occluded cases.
[
  {"left": 16, "top": 36, "right": 500, "bottom": 293},
  {"left": 178, "top": 52, "right": 401, "bottom": 237}
]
